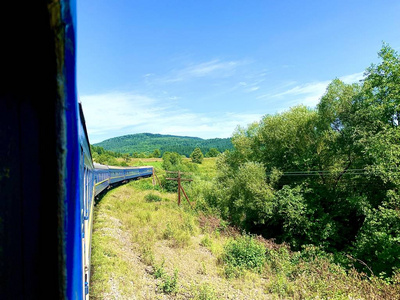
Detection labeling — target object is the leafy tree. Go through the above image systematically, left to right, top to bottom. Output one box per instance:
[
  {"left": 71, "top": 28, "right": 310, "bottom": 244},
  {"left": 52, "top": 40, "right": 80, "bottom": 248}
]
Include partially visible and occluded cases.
[
  {"left": 199, "top": 44, "right": 400, "bottom": 278},
  {"left": 190, "top": 147, "right": 204, "bottom": 164},
  {"left": 205, "top": 148, "right": 220, "bottom": 157},
  {"left": 152, "top": 149, "right": 161, "bottom": 158},
  {"left": 162, "top": 152, "right": 183, "bottom": 170}
]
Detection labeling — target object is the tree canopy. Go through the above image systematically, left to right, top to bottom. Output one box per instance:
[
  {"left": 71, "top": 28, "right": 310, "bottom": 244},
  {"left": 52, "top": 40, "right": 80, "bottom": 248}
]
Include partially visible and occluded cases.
[{"left": 190, "top": 147, "right": 204, "bottom": 164}]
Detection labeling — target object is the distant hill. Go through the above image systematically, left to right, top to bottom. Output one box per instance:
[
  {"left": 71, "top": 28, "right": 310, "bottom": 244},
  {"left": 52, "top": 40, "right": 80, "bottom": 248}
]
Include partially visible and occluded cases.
[{"left": 93, "top": 133, "right": 233, "bottom": 157}]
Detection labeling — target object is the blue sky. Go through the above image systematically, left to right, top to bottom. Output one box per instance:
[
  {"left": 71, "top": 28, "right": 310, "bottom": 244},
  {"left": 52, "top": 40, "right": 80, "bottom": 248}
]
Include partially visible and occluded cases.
[{"left": 77, "top": 1, "right": 400, "bottom": 143}]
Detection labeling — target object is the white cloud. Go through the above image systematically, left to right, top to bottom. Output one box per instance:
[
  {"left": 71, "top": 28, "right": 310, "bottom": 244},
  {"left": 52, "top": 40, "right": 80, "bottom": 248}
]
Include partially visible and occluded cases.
[
  {"left": 160, "top": 59, "right": 243, "bottom": 83},
  {"left": 187, "top": 60, "right": 238, "bottom": 76},
  {"left": 260, "top": 71, "right": 365, "bottom": 108},
  {"left": 339, "top": 72, "right": 364, "bottom": 84},
  {"left": 273, "top": 81, "right": 331, "bottom": 107},
  {"left": 246, "top": 86, "right": 260, "bottom": 92},
  {"left": 80, "top": 91, "right": 262, "bottom": 143},
  {"left": 80, "top": 92, "right": 162, "bottom": 142}
]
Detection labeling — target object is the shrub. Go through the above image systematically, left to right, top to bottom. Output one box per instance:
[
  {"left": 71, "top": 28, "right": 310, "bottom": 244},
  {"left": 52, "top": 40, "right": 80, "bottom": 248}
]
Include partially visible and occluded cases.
[
  {"left": 190, "top": 147, "right": 204, "bottom": 164},
  {"left": 162, "top": 152, "right": 182, "bottom": 170},
  {"left": 131, "top": 178, "right": 156, "bottom": 191},
  {"left": 145, "top": 193, "right": 162, "bottom": 202},
  {"left": 351, "top": 204, "right": 400, "bottom": 277},
  {"left": 200, "top": 234, "right": 212, "bottom": 248},
  {"left": 222, "top": 234, "right": 266, "bottom": 276},
  {"left": 154, "top": 260, "right": 166, "bottom": 279},
  {"left": 158, "top": 269, "right": 179, "bottom": 294},
  {"left": 267, "top": 274, "right": 295, "bottom": 297},
  {"left": 194, "top": 283, "right": 217, "bottom": 300}
]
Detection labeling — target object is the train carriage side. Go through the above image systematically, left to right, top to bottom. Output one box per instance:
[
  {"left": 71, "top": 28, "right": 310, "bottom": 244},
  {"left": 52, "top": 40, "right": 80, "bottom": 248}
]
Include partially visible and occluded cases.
[
  {"left": 93, "top": 163, "right": 110, "bottom": 196},
  {"left": 93, "top": 164, "right": 154, "bottom": 195},
  {"left": 109, "top": 165, "right": 126, "bottom": 184},
  {"left": 123, "top": 166, "right": 153, "bottom": 180}
]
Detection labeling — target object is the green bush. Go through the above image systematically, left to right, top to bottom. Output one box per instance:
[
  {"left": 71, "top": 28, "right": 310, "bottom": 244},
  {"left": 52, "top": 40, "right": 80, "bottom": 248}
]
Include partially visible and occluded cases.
[
  {"left": 190, "top": 147, "right": 204, "bottom": 164},
  {"left": 145, "top": 193, "right": 162, "bottom": 202},
  {"left": 352, "top": 203, "right": 400, "bottom": 277},
  {"left": 222, "top": 234, "right": 266, "bottom": 276},
  {"left": 154, "top": 260, "right": 166, "bottom": 279},
  {"left": 158, "top": 269, "right": 179, "bottom": 294}
]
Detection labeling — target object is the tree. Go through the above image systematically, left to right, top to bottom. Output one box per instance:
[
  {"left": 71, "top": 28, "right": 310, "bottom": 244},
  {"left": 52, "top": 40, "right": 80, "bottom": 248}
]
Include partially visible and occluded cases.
[
  {"left": 198, "top": 44, "right": 400, "bottom": 278},
  {"left": 190, "top": 147, "right": 204, "bottom": 164},
  {"left": 205, "top": 148, "right": 220, "bottom": 157},
  {"left": 152, "top": 149, "right": 161, "bottom": 158},
  {"left": 162, "top": 152, "right": 183, "bottom": 170}
]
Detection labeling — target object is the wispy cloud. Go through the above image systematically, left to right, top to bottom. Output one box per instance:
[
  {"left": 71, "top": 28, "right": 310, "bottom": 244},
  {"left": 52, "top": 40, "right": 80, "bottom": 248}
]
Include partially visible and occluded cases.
[
  {"left": 159, "top": 59, "right": 244, "bottom": 83},
  {"left": 185, "top": 60, "right": 238, "bottom": 77},
  {"left": 259, "top": 71, "right": 365, "bottom": 108},
  {"left": 340, "top": 72, "right": 364, "bottom": 84},
  {"left": 272, "top": 80, "right": 331, "bottom": 107},
  {"left": 246, "top": 86, "right": 260, "bottom": 92},
  {"left": 80, "top": 91, "right": 262, "bottom": 143},
  {"left": 80, "top": 92, "right": 162, "bottom": 142}
]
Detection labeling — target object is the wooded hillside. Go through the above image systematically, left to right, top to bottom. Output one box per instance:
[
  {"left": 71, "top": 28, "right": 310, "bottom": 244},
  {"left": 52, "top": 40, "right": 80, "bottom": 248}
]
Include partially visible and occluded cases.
[{"left": 94, "top": 133, "right": 233, "bottom": 157}]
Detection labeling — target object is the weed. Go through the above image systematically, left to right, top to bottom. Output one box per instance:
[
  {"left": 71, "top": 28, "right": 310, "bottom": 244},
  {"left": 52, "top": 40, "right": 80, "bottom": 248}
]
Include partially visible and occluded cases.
[
  {"left": 136, "top": 210, "right": 152, "bottom": 223},
  {"left": 163, "top": 221, "right": 193, "bottom": 248},
  {"left": 163, "top": 222, "right": 174, "bottom": 239},
  {"left": 172, "top": 230, "right": 192, "bottom": 248},
  {"left": 200, "top": 234, "right": 213, "bottom": 248},
  {"left": 140, "top": 243, "right": 154, "bottom": 266},
  {"left": 265, "top": 246, "right": 293, "bottom": 276},
  {"left": 153, "top": 259, "right": 165, "bottom": 279},
  {"left": 197, "top": 261, "right": 208, "bottom": 275},
  {"left": 158, "top": 268, "right": 179, "bottom": 294},
  {"left": 267, "top": 275, "right": 294, "bottom": 297},
  {"left": 194, "top": 283, "right": 217, "bottom": 300}
]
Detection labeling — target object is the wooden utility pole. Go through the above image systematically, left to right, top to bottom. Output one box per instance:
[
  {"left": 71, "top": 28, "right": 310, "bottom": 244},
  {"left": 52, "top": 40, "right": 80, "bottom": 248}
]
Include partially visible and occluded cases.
[
  {"left": 152, "top": 168, "right": 162, "bottom": 187},
  {"left": 166, "top": 170, "right": 193, "bottom": 207}
]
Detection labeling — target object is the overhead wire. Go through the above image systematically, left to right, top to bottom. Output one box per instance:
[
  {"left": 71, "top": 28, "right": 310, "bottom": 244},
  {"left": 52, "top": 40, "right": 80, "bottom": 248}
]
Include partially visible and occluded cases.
[{"left": 266, "top": 168, "right": 400, "bottom": 177}]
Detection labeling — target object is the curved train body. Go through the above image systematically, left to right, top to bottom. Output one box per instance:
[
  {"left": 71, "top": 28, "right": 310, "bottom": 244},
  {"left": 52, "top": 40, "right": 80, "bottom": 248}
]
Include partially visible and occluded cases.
[
  {"left": 0, "top": 0, "right": 152, "bottom": 298},
  {"left": 78, "top": 105, "right": 153, "bottom": 298},
  {"left": 78, "top": 115, "right": 153, "bottom": 298}
]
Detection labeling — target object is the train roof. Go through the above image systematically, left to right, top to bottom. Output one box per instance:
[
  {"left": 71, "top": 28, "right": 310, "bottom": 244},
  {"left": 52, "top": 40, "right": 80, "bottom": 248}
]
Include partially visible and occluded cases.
[{"left": 93, "top": 162, "right": 153, "bottom": 170}]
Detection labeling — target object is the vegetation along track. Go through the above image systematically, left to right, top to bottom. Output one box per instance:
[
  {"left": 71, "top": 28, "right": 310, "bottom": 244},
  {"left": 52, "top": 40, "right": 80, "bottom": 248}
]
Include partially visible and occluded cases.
[{"left": 90, "top": 177, "right": 399, "bottom": 299}]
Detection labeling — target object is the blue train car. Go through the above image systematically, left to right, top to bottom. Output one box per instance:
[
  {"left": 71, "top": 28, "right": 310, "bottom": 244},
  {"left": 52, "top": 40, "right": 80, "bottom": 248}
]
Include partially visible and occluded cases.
[
  {"left": 0, "top": 1, "right": 153, "bottom": 298},
  {"left": 77, "top": 102, "right": 154, "bottom": 299},
  {"left": 93, "top": 163, "right": 154, "bottom": 195}
]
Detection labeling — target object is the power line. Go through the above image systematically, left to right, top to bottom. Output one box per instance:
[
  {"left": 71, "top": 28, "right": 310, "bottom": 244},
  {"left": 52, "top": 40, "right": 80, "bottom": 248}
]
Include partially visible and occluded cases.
[{"left": 266, "top": 168, "right": 400, "bottom": 177}]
